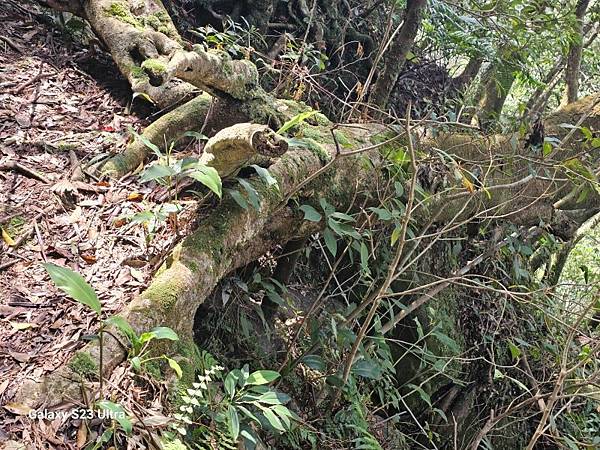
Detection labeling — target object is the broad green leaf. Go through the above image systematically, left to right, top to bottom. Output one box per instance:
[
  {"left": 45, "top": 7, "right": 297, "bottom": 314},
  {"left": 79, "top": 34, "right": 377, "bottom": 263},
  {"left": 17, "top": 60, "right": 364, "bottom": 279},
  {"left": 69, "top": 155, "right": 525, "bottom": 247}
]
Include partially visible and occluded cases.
[
  {"left": 129, "top": 126, "right": 162, "bottom": 158},
  {"left": 581, "top": 127, "right": 592, "bottom": 140},
  {"left": 181, "top": 131, "right": 208, "bottom": 141},
  {"left": 542, "top": 141, "right": 552, "bottom": 156},
  {"left": 140, "top": 164, "right": 175, "bottom": 183},
  {"left": 251, "top": 165, "right": 279, "bottom": 190},
  {"left": 189, "top": 166, "right": 222, "bottom": 198},
  {"left": 238, "top": 179, "right": 260, "bottom": 210},
  {"left": 394, "top": 181, "right": 404, "bottom": 197},
  {"left": 228, "top": 189, "right": 249, "bottom": 209},
  {"left": 299, "top": 205, "right": 322, "bottom": 222},
  {"left": 369, "top": 207, "right": 392, "bottom": 221},
  {"left": 130, "top": 210, "right": 155, "bottom": 224},
  {"left": 330, "top": 212, "right": 355, "bottom": 222},
  {"left": 328, "top": 218, "right": 361, "bottom": 239},
  {"left": 391, "top": 226, "right": 402, "bottom": 246},
  {"left": 323, "top": 228, "right": 337, "bottom": 256},
  {"left": 360, "top": 242, "right": 369, "bottom": 270},
  {"left": 43, "top": 263, "right": 101, "bottom": 314},
  {"left": 103, "top": 316, "right": 136, "bottom": 342},
  {"left": 138, "top": 326, "right": 178, "bottom": 345},
  {"left": 149, "top": 327, "right": 179, "bottom": 341},
  {"left": 432, "top": 329, "right": 460, "bottom": 354},
  {"left": 507, "top": 341, "right": 521, "bottom": 361},
  {"left": 301, "top": 355, "right": 326, "bottom": 372},
  {"left": 131, "top": 356, "right": 141, "bottom": 371},
  {"left": 167, "top": 357, "right": 183, "bottom": 378},
  {"left": 351, "top": 359, "right": 382, "bottom": 380},
  {"left": 240, "top": 364, "right": 250, "bottom": 387},
  {"left": 246, "top": 370, "right": 280, "bottom": 385},
  {"left": 224, "top": 371, "right": 238, "bottom": 399},
  {"left": 325, "top": 375, "right": 344, "bottom": 387},
  {"left": 407, "top": 384, "right": 431, "bottom": 406},
  {"left": 256, "top": 391, "right": 283, "bottom": 405},
  {"left": 96, "top": 401, "right": 132, "bottom": 434},
  {"left": 227, "top": 405, "right": 240, "bottom": 441},
  {"left": 236, "top": 405, "right": 260, "bottom": 424},
  {"left": 258, "top": 405, "right": 286, "bottom": 432},
  {"left": 272, "top": 405, "right": 292, "bottom": 428}
]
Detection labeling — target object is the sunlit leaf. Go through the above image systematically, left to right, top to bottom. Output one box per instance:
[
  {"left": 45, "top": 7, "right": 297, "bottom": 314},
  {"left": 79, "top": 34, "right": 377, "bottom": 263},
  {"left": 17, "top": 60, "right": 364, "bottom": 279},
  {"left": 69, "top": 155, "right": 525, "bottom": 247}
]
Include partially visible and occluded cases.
[
  {"left": 277, "top": 110, "right": 319, "bottom": 135},
  {"left": 189, "top": 166, "right": 222, "bottom": 198},
  {"left": 1, "top": 226, "right": 15, "bottom": 246},
  {"left": 43, "top": 263, "right": 101, "bottom": 314},
  {"left": 167, "top": 357, "right": 183, "bottom": 378},
  {"left": 246, "top": 370, "right": 280, "bottom": 385},
  {"left": 227, "top": 406, "right": 240, "bottom": 441}
]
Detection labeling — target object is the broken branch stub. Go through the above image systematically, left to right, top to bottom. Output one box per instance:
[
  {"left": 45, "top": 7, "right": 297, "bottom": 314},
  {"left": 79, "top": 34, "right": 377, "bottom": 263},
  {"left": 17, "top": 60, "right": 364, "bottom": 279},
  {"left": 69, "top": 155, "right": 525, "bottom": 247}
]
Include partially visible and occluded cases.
[{"left": 203, "top": 123, "right": 288, "bottom": 177}]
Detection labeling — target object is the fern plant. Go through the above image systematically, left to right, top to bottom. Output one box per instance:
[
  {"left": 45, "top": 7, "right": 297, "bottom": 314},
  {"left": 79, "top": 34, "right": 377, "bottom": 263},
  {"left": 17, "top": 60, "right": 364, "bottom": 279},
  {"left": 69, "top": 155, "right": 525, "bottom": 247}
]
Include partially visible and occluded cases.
[{"left": 169, "top": 358, "right": 295, "bottom": 449}]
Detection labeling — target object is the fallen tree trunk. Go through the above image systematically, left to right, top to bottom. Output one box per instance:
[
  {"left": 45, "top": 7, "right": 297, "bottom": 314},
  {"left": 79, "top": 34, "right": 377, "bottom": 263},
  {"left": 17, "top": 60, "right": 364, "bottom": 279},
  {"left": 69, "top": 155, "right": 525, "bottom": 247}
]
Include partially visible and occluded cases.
[{"left": 16, "top": 93, "right": 600, "bottom": 408}]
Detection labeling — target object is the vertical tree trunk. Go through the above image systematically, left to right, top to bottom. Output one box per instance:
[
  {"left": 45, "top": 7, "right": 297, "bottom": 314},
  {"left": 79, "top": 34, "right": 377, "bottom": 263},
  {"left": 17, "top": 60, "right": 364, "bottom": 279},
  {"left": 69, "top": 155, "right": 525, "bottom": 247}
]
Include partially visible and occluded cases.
[
  {"left": 247, "top": 0, "right": 276, "bottom": 34},
  {"left": 370, "top": 0, "right": 428, "bottom": 110},
  {"left": 563, "top": 0, "right": 591, "bottom": 104},
  {"left": 471, "top": 47, "right": 518, "bottom": 131},
  {"left": 452, "top": 56, "right": 483, "bottom": 92}
]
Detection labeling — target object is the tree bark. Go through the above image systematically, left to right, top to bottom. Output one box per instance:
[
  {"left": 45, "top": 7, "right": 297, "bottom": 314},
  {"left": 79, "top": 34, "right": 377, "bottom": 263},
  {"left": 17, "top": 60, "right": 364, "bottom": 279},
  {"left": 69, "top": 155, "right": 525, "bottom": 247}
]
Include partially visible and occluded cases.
[
  {"left": 370, "top": 0, "right": 428, "bottom": 110},
  {"left": 563, "top": 0, "right": 591, "bottom": 104},
  {"left": 472, "top": 50, "right": 518, "bottom": 131},
  {"left": 451, "top": 56, "right": 483, "bottom": 92}
]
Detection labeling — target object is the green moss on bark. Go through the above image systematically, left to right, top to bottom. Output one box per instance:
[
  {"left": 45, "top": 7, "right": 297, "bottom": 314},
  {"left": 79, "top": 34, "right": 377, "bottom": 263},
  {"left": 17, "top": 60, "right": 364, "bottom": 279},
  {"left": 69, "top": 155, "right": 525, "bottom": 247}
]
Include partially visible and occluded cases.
[
  {"left": 105, "top": 2, "right": 143, "bottom": 29},
  {"left": 141, "top": 58, "right": 167, "bottom": 75},
  {"left": 130, "top": 65, "right": 149, "bottom": 80},
  {"left": 294, "top": 138, "right": 331, "bottom": 162},
  {"left": 167, "top": 340, "right": 203, "bottom": 407},
  {"left": 68, "top": 351, "right": 98, "bottom": 379}
]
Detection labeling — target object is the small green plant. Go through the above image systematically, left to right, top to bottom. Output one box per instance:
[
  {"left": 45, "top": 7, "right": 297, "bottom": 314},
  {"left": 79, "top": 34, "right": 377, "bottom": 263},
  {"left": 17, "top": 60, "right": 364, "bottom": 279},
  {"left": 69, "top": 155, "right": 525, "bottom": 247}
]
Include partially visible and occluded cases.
[
  {"left": 190, "top": 18, "right": 266, "bottom": 58},
  {"left": 130, "top": 127, "right": 221, "bottom": 200},
  {"left": 226, "top": 164, "right": 279, "bottom": 211},
  {"left": 129, "top": 202, "right": 181, "bottom": 242},
  {"left": 43, "top": 263, "right": 182, "bottom": 440},
  {"left": 169, "top": 359, "right": 295, "bottom": 448}
]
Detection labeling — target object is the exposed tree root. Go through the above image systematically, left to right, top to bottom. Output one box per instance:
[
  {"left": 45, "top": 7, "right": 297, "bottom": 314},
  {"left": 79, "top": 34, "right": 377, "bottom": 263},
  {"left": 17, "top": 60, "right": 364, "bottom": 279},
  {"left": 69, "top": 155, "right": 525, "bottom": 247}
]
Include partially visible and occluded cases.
[
  {"left": 100, "top": 94, "right": 289, "bottom": 177},
  {"left": 101, "top": 94, "right": 213, "bottom": 176}
]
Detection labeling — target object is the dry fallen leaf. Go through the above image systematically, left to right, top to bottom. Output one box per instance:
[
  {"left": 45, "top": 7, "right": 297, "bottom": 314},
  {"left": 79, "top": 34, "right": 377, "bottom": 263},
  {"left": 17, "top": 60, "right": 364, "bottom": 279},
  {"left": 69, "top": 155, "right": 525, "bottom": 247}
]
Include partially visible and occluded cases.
[
  {"left": 462, "top": 174, "right": 475, "bottom": 194},
  {"left": 127, "top": 192, "right": 144, "bottom": 202},
  {"left": 113, "top": 218, "right": 127, "bottom": 228},
  {"left": 1, "top": 226, "right": 16, "bottom": 246},
  {"left": 80, "top": 254, "right": 97, "bottom": 264},
  {"left": 130, "top": 268, "right": 145, "bottom": 283},
  {"left": 9, "top": 322, "right": 36, "bottom": 331},
  {"left": 10, "top": 352, "right": 32, "bottom": 363},
  {"left": 0, "top": 379, "right": 9, "bottom": 396},
  {"left": 3, "top": 402, "right": 33, "bottom": 416},
  {"left": 141, "top": 415, "right": 171, "bottom": 427},
  {"left": 76, "top": 422, "right": 87, "bottom": 448}
]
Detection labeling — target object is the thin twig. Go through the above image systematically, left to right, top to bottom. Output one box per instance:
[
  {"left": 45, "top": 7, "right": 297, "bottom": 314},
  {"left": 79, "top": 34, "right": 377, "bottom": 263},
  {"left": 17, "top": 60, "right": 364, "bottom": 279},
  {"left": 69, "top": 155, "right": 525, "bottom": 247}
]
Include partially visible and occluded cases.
[{"left": 0, "top": 161, "right": 51, "bottom": 184}]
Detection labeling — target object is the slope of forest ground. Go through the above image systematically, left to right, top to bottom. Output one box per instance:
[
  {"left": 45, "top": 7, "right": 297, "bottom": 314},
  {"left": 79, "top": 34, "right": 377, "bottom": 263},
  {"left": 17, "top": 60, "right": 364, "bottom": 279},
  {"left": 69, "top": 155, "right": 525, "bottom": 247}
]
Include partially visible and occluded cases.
[{"left": 0, "top": 4, "right": 207, "bottom": 445}]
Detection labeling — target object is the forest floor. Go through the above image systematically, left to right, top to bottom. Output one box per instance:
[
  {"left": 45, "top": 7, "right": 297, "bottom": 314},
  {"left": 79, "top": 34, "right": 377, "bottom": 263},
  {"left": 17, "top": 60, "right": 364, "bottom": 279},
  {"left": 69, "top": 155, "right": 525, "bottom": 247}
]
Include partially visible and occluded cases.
[{"left": 0, "top": 3, "right": 201, "bottom": 446}]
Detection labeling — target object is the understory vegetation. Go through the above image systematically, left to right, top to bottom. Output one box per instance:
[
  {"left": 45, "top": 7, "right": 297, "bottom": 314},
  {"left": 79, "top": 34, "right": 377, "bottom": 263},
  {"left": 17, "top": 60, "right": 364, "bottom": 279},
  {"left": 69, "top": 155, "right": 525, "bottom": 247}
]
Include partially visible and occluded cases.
[{"left": 0, "top": 0, "right": 599, "bottom": 449}]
